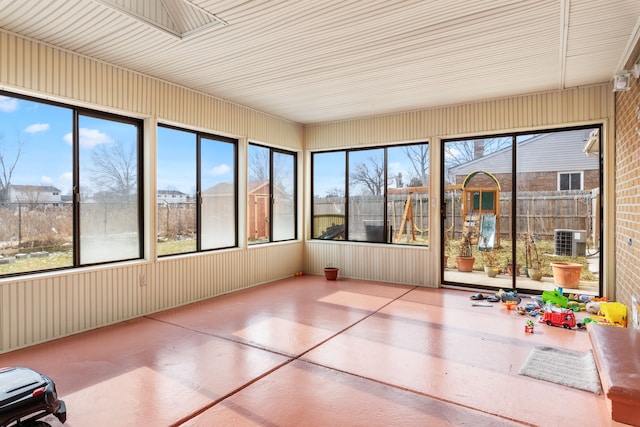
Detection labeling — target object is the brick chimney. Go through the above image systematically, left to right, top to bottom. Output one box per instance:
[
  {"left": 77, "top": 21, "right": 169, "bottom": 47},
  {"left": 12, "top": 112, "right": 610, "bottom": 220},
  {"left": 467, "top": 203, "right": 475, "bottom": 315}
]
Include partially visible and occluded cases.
[{"left": 474, "top": 139, "right": 485, "bottom": 159}]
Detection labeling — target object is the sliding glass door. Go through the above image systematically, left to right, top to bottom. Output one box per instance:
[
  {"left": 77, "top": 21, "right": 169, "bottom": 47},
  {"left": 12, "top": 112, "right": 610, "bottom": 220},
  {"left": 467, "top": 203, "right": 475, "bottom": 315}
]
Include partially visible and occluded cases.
[{"left": 442, "top": 127, "right": 602, "bottom": 296}]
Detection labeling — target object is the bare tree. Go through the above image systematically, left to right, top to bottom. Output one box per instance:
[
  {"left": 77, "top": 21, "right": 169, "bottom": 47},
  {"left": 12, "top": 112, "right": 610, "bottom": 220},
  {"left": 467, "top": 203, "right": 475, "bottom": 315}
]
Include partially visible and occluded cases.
[
  {"left": 0, "top": 132, "right": 24, "bottom": 203},
  {"left": 444, "top": 137, "right": 511, "bottom": 169},
  {"left": 90, "top": 141, "right": 137, "bottom": 196},
  {"left": 248, "top": 144, "right": 292, "bottom": 190},
  {"left": 402, "top": 144, "right": 429, "bottom": 187},
  {"left": 248, "top": 145, "right": 269, "bottom": 182},
  {"left": 351, "top": 155, "right": 385, "bottom": 195},
  {"left": 325, "top": 187, "right": 345, "bottom": 197}
]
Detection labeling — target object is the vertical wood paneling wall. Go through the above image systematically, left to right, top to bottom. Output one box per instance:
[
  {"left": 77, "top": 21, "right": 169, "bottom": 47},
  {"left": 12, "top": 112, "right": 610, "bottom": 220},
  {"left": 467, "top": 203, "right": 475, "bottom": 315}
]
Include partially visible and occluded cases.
[
  {"left": 0, "top": 30, "right": 304, "bottom": 353},
  {"left": 304, "top": 85, "right": 615, "bottom": 291}
]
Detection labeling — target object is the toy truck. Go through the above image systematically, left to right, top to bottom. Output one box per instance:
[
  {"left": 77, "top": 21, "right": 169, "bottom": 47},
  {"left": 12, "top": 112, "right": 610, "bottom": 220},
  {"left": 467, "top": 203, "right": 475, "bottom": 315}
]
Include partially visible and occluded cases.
[{"left": 542, "top": 310, "right": 576, "bottom": 329}]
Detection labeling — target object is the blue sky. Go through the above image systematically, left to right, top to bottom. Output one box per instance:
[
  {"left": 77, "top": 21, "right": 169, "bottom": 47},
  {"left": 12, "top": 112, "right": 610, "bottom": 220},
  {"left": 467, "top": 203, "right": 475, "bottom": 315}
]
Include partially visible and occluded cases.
[
  {"left": 2, "top": 93, "right": 425, "bottom": 199},
  {"left": 0, "top": 94, "right": 234, "bottom": 196},
  {"left": 0, "top": 95, "right": 73, "bottom": 193},
  {"left": 157, "top": 125, "right": 235, "bottom": 196},
  {"left": 312, "top": 145, "right": 430, "bottom": 197}
]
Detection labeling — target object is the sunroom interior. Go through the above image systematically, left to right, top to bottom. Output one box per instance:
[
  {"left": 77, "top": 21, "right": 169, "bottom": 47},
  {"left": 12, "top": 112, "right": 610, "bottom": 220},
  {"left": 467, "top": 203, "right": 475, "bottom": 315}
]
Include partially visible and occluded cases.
[{"left": 0, "top": 0, "right": 639, "bottom": 356}]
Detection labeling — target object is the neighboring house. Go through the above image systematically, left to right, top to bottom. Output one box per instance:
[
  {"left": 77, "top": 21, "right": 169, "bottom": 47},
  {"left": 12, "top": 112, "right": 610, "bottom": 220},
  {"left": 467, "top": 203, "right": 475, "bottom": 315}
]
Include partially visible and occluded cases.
[
  {"left": 448, "top": 129, "right": 600, "bottom": 192},
  {"left": 6, "top": 184, "right": 63, "bottom": 204},
  {"left": 157, "top": 189, "right": 188, "bottom": 204}
]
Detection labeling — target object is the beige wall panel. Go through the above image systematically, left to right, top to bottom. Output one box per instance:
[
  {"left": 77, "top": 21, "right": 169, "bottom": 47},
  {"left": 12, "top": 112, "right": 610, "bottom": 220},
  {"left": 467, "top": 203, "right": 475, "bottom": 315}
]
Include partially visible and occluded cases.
[
  {"left": 306, "top": 85, "right": 612, "bottom": 149},
  {"left": 305, "top": 242, "right": 430, "bottom": 287},
  {"left": 1, "top": 243, "right": 302, "bottom": 352}
]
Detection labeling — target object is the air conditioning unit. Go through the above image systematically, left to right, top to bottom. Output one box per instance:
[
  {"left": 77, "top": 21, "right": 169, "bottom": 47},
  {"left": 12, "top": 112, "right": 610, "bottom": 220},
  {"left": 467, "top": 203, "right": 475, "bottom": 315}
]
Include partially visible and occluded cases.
[{"left": 554, "top": 229, "right": 586, "bottom": 257}]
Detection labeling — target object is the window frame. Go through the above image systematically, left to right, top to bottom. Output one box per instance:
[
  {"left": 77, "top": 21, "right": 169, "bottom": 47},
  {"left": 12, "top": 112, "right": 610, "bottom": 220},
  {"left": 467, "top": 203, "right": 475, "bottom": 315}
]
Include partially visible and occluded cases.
[
  {"left": 0, "top": 89, "right": 144, "bottom": 277},
  {"left": 156, "top": 123, "right": 239, "bottom": 256},
  {"left": 311, "top": 141, "right": 430, "bottom": 245},
  {"left": 247, "top": 142, "right": 298, "bottom": 245},
  {"left": 558, "top": 171, "right": 583, "bottom": 191}
]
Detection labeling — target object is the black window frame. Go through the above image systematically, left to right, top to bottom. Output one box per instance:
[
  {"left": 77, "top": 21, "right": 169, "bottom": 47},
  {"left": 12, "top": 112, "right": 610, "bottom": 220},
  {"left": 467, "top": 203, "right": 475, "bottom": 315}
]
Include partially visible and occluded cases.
[
  {"left": 0, "top": 89, "right": 144, "bottom": 277},
  {"left": 157, "top": 123, "right": 239, "bottom": 256},
  {"left": 311, "top": 141, "right": 430, "bottom": 245},
  {"left": 247, "top": 142, "right": 298, "bottom": 245}
]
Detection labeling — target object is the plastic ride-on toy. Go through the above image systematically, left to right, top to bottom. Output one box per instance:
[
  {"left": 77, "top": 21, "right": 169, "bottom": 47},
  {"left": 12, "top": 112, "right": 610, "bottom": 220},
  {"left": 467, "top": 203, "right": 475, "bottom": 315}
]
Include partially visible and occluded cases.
[{"left": 0, "top": 366, "right": 67, "bottom": 426}]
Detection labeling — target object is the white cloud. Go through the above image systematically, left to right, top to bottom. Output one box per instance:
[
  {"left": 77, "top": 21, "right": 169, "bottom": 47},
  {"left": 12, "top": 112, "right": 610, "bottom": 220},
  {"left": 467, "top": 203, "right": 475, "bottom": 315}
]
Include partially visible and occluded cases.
[
  {"left": 0, "top": 96, "right": 19, "bottom": 112},
  {"left": 25, "top": 123, "right": 50, "bottom": 133},
  {"left": 63, "top": 127, "right": 114, "bottom": 147},
  {"left": 209, "top": 164, "right": 231, "bottom": 176},
  {"left": 41, "top": 176, "right": 53, "bottom": 185}
]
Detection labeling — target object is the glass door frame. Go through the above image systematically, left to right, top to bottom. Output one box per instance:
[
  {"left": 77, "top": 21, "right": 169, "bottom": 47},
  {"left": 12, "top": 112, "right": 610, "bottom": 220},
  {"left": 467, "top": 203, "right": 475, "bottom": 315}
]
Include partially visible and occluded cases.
[{"left": 441, "top": 126, "right": 603, "bottom": 296}]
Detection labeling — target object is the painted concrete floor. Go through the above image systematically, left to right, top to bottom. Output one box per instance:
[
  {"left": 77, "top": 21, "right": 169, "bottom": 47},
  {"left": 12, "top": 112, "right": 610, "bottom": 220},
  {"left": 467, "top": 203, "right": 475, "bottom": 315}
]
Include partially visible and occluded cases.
[{"left": 0, "top": 275, "right": 618, "bottom": 426}]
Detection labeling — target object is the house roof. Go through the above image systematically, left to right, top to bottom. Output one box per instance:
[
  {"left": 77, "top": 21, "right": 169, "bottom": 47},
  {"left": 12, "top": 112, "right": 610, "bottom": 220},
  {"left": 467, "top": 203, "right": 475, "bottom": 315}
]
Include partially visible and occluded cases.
[
  {"left": 1, "top": 1, "right": 639, "bottom": 124},
  {"left": 449, "top": 128, "right": 600, "bottom": 176},
  {"left": 9, "top": 184, "right": 61, "bottom": 193},
  {"left": 157, "top": 189, "right": 187, "bottom": 196}
]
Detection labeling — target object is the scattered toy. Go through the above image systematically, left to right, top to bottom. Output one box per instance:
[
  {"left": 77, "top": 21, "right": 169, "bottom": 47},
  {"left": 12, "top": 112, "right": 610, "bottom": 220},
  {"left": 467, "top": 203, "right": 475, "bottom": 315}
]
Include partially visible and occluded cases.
[
  {"left": 497, "top": 288, "right": 521, "bottom": 303},
  {"left": 542, "top": 288, "right": 568, "bottom": 308},
  {"left": 502, "top": 300, "right": 518, "bottom": 310},
  {"left": 471, "top": 301, "right": 492, "bottom": 307},
  {"left": 586, "top": 301, "right": 600, "bottom": 314},
  {"left": 586, "top": 301, "right": 628, "bottom": 327},
  {"left": 542, "top": 308, "right": 576, "bottom": 329},
  {"left": 525, "top": 319, "right": 534, "bottom": 333}
]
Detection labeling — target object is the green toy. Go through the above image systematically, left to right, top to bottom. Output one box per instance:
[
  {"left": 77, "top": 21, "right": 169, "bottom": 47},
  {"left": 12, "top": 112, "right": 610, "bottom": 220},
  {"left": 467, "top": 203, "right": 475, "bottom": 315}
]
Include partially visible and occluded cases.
[{"left": 542, "top": 289, "right": 568, "bottom": 308}]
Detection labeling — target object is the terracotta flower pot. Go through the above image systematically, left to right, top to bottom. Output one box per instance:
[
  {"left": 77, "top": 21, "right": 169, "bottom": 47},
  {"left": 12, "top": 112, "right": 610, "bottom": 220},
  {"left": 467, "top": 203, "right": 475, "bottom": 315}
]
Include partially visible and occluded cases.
[
  {"left": 456, "top": 256, "right": 475, "bottom": 272},
  {"left": 550, "top": 262, "right": 582, "bottom": 288},
  {"left": 323, "top": 267, "right": 339, "bottom": 280}
]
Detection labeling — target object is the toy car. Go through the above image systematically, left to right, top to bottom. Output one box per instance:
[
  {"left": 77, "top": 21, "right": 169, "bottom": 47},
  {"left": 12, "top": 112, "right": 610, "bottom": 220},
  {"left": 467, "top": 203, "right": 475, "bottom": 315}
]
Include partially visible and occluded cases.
[
  {"left": 542, "top": 309, "right": 576, "bottom": 329},
  {"left": 0, "top": 366, "right": 66, "bottom": 426}
]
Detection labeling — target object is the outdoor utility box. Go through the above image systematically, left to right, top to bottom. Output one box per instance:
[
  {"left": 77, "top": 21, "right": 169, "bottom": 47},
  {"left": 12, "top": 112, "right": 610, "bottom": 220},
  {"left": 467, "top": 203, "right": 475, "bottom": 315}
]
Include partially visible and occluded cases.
[{"left": 554, "top": 229, "right": 586, "bottom": 257}]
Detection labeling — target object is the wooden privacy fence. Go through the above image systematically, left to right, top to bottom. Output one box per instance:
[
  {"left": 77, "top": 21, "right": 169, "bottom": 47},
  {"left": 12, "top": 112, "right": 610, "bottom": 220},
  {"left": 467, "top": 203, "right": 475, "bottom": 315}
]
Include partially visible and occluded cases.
[
  {"left": 446, "top": 190, "right": 599, "bottom": 243},
  {"left": 313, "top": 193, "right": 430, "bottom": 241}
]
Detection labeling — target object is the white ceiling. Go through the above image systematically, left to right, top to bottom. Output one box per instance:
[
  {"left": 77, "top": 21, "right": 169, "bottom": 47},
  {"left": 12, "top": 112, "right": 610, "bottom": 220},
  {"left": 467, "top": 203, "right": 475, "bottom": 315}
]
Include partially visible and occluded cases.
[{"left": 1, "top": 0, "right": 639, "bottom": 124}]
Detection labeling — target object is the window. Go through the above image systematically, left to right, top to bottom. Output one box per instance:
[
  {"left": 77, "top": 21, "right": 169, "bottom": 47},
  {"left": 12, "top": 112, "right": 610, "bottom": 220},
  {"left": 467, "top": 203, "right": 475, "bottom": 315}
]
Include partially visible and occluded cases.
[
  {"left": 0, "top": 91, "right": 143, "bottom": 277},
  {"left": 79, "top": 114, "right": 142, "bottom": 264},
  {"left": 157, "top": 125, "right": 237, "bottom": 255},
  {"left": 312, "top": 142, "right": 429, "bottom": 245},
  {"left": 248, "top": 143, "right": 297, "bottom": 244},
  {"left": 558, "top": 172, "right": 582, "bottom": 191}
]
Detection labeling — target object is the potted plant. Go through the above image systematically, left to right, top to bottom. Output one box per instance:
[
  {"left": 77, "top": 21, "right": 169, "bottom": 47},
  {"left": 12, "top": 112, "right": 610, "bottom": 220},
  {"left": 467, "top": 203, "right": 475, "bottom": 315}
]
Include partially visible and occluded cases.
[
  {"left": 455, "top": 232, "right": 475, "bottom": 272},
  {"left": 479, "top": 233, "right": 499, "bottom": 277},
  {"left": 524, "top": 233, "right": 543, "bottom": 281},
  {"left": 481, "top": 248, "right": 500, "bottom": 277},
  {"left": 323, "top": 264, "right": 339, "bottom": 280}
]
